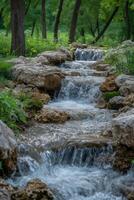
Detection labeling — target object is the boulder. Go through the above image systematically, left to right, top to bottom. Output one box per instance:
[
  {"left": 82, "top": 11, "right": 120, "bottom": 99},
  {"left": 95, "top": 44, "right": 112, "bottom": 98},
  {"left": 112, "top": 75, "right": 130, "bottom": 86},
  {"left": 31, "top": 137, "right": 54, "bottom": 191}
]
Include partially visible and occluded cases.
[
  {"left": 38, "top": 49, "right": 72, "bottom": 65},
  {"left": 92, "top": 61, "right": 110, "bottom": 72},
  {"left": 12, "top": 64, "right": 64, "bottom": 95},
  {"left": 100, "top": 75, "right": 118, "bottom": 92},
  {"left": 115, "top": 75, "right": 134, "bottom": 96},
  {"left": 13, "top": 85, "right": 50, "bottom": 104},
  {"left": 31, "top": 92, "right": 50, "bottom": 104},
  {"left": 124, "top": 94, "right": 134, "bottom": 107},
  {"left": 108, "top": 96, "right": 125, "bottom": 110},
  {"left": 35, "top": 108, "right": 70, "bottom": 123},
  {"left": 112, "top": 109, "right": 134, "bottom": 172},
  {"left": 112, "top": 109, "right": 134, "bottom": 147},
  {"left": 0, "top": 121, "right": 17, "bottom": 176},
  {"left": 11, "top": 179, "right": 54, "bottom": 200},
  {"left": 0, "top": 189, "right": 10, "bottom": 200}
]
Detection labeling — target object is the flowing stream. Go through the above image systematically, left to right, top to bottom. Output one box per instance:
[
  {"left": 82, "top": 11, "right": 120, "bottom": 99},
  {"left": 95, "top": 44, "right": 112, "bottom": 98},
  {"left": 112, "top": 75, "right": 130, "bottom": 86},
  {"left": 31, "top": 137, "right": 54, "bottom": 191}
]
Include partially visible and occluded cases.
[{"left": 8, "top": 48, "right": 132, "bottom": 200}]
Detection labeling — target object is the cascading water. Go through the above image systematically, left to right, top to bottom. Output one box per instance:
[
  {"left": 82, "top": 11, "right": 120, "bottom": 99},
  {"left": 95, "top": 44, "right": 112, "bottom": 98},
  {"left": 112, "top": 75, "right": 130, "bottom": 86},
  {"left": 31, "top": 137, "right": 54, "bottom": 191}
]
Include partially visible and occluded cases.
[{"left": 8, "top": 48, "right": 129, "bottom": 200}]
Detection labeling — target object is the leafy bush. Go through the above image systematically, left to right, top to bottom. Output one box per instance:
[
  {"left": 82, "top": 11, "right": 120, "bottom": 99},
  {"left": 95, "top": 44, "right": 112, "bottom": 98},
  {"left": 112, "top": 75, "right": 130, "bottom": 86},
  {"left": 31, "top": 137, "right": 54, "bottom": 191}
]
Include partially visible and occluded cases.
[
  {"left": 0, "top": 31, "right": 69, "bottom": 57},
  {"left": 104, "top": 40, "right": 134, "bottom": 75},
  {"left": 0, "top": 60, "right": 13, "bottom": 79},
  {"left": 0, "top": 90, "right": 27, "bottom": 131},
  {"left": 103, "top": 91, "right": 120, "bottom": 102},
  {"left": 18, "top": 93, "right": 44, "bottom": 111}
]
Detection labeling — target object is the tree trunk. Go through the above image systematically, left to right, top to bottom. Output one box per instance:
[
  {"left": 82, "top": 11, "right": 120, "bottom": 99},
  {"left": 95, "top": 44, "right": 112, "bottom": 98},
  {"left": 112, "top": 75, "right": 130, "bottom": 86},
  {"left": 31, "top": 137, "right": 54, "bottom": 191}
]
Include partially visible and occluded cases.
[
  {"left": 10, "top": 0, "right": 25, "bottom": 56},
  {"left": 25, "top": 0, "right": 31, "bottom": 16},
  {"left": 41, "top": 0, "right": 47, "bottom": 39},
  {"left": 53, "top": 0, "right": 64, "bottom": 42},
  {"left": 69, "top": 0, "right": 81, "bottom": 43},
  {"left": 124, "top": 0, "right": 131, "bottom": 40},
  {"left": 93, "top": 5, "right": 119, "bottom": 43},
  {"left": 96, "top": 17, "right": 100, "bottom": 36},
  {"left": 31, "top": 20, "right": 36, "bottom": 37},
  {"left": 80, "top": 27, "right": 85, "bottom": 43}
]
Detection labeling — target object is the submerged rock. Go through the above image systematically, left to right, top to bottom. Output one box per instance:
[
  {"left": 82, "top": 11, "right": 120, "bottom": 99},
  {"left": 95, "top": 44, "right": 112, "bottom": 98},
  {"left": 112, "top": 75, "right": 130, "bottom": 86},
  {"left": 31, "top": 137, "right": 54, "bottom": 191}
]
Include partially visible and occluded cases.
[
  {"left": 35, "top": 108, "right": 70, "bottom": 123},
  {"left": 0, "top": 121, "right": 17, "bottom": 176}
]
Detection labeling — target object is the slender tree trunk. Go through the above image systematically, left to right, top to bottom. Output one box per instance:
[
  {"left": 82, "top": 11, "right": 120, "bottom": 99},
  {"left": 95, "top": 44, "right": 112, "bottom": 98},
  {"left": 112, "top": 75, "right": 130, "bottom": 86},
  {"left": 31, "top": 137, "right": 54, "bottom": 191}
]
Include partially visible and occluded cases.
[
  {"left": 10, "top": 0, "right": 25, "bottom": 56},
  {"left": 25, "top": 0, "right": 31, "bottom": 16},
  {"left": 41, "top": 0, "right": 47, "bottom": 39},
  {"left": 53, "top": 0, "right": 64, "bottom": 42},
  {"left": 69, "top": 0, "right": 81, "bottom": 43},
  {"left": 124, "top": 0, "right": 131, "bottom": 40},
  {"left": 92, "top": 5, "right": 119, "bottom": 43},
  {"left": 96, "top": 17, "right": 100, "bottom": 36},
  {"left": 31, "top": 20, "right": 36, "bottom": 37},
  {"left": 89, "top": 23, "right": 95, "bottom": 38},
  {"left": 80, "top": 27, "right": 85, "bottom": 43}
]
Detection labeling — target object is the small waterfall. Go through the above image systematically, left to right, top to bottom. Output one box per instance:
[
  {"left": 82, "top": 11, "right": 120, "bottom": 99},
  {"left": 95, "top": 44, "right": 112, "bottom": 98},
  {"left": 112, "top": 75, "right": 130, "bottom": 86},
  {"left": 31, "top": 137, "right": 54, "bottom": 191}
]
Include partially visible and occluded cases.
[
  {"left": 7, "top": 48, "right": 128, "bottom": 200},
  {"left": 75, "top": 48, "right": 104, "bottom": 61},
  {"left": 57, "top": 77, "right": 103, "bottom": 103},
  {"left": 40, "top": 145, "right": 113, "bottom": 168},
  {"left": 8, "top": 146, "right": 126, "bottom": 200}
]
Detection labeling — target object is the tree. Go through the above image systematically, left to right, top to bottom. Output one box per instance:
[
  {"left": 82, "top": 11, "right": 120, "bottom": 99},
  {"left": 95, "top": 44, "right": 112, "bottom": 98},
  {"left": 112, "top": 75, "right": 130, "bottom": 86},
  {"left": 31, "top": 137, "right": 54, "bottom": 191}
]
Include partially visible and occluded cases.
[
  {"left": 10, "top": 0, "right": 25, "bottom": 56},
  {"left": 41, "top": 0, "right": 47, "bottom": 39},
  {"left": 53, "top": 0, "right": 64, "bottom": 42},
  {"left": 69, "top": 0, "right": 81, "bottom": 43},
  {"left": 93, "top": 3, "right": 119, "bottom": 43}
]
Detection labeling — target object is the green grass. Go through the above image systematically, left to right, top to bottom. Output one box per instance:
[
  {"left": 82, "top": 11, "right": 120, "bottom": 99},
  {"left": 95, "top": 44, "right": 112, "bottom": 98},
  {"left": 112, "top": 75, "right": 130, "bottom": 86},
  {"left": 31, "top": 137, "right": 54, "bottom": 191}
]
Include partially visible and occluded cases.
[{"left": 103, "top": 91, "right": 120, "bottom": 102}]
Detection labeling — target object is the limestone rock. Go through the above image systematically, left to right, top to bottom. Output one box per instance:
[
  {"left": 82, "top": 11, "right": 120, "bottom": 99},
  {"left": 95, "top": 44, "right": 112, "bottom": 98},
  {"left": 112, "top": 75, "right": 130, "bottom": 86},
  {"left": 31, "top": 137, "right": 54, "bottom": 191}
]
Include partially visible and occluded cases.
[
  {"left": 38, "top": 49, "right": 72, "bottom": 65},
  {"left": 92, "top": 61, "right": 110, "bottom": 71},
  {"left": 12, "top": 64, "right": 64, "bottom": 94},
  {"left": 100, "top": 75, "right": 118, "bottom": 92},
  {"left": 115, "top": 75, "right": 134, "bottom": 96},
  {"left": 31, "top": 92, "right": 50, "bottom": 104},
  {"left": 124, "top": 94, "right": 134, "bottom": 107},
  {"left": 108, "top": 96, "right": 125, "bottom": 110},
  {"left": 35, "top": 108, "right": 70, "bottom": 123},
  {"left": 112, "top": 109, "right": 134, "bottom": 172},
  {"left": 112, "top": 109, "right": 134, "bottom": 147},
  {"left": 0, "top": 121, "right": 17, "bottom": 176},
  {"left": 11, "top": 179, "right": 54, "bottom": 200},
  {"left": 0, "top": 189, "right": 10, "bottom": 200}
]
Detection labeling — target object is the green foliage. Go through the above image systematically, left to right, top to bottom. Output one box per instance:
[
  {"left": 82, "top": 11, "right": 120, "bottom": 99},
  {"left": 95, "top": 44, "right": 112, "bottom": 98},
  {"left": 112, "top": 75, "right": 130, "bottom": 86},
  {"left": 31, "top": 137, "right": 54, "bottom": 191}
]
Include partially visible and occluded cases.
[
  {"left": 0, "top": 31, "right": 69, "bottom": 57},
  {"left": 0, "top": 32, "right": 11, "bottom": 56},
  {"left": 26, "top": 32, "right": 68, "bottom": 56},
  {"left": 104, "top": 41, "right": 134, "bottom": 75},
  {"left": 0, "top": 59, "right": 13, "bottom": 79},
  {"left": 0, "top": 90, "right": 27, "bottom": 132},
  {"left": 103, "top": 91, "right": 120, "bottom": 101},
  {"left": 18, "top": 93, "right": 44, "bottom": 111}
]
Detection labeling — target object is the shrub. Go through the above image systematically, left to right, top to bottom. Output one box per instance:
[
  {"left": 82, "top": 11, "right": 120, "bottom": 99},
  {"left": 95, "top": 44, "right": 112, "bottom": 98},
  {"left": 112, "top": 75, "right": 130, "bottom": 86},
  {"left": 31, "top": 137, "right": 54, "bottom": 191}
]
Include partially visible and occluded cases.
[
  {"left": 104, "top": 40, "right": 134, "bottom": 75},
  {"left": 0, "top": 60, "right": 13, "bottom": 79},
  {"left": 0, "top": 90, "right": 27, "bottom": 132},
  {"left": 103, "top": 91, "right": 120, "bottom": 102},
  {"left": 18, "top": 93, "right": 44, "bottom": 111}
]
